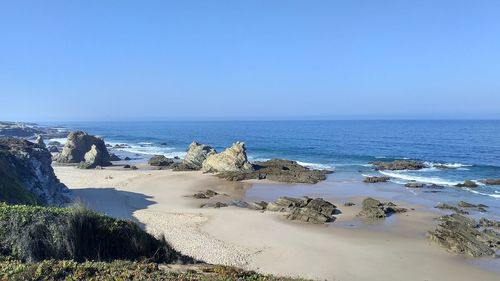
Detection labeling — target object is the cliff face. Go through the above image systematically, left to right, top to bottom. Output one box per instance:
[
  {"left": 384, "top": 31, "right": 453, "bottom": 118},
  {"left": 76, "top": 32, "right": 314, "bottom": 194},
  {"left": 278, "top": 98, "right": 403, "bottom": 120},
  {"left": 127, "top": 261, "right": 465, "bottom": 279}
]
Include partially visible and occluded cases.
[{"left": 0, "top": 138, "right": 69, "bottom": 205}]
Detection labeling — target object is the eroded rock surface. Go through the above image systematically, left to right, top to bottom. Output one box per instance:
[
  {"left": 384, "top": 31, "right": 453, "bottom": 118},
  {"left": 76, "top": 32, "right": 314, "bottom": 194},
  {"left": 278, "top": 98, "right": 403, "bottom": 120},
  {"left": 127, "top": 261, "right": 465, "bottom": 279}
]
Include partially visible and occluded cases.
[
  {"left": 55, "top": 131, "right": 110, "bottom": 165},
  {"left": 0, "top": 138, "right": 69, "bottom": 205},
  {"left": 175, "top": 141, "right": 216, "bottom": 171},
  {"left": 201, "top": 142, "right": 253, "bottom": 173},
  {"left": 78, "top": 144, "right": 111, "bottom": 169},
  {"left": 148, "top": 155, "right": 174, "bottom": 167},
  {"left": 217, "top": 159, "right": 332, "bottom": 184},
  {"left": 371, "top": 160, "right": 427, "bottom": 171},
  {"left": 363, "top": 176, "right": 390, "bottom": 183},
  {"left": 455, "top": 180, "right": 479, "bottom": 188},
  {"left": 357, "top": 198, "right": 407, "bottom": 221},
  {"left": 428, "top": 214, "right": 499, "bottom": 257}
]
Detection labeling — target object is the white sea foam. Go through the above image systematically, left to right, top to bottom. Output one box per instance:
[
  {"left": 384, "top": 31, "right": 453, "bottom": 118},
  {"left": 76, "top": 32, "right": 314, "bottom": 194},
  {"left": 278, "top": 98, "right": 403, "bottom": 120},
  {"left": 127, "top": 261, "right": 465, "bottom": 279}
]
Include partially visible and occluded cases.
[
  {"left": 48, "top": 138, "right": 68, "bottom": 144},
  {"left": 296, "top": 161, "right": 335, "bottom": 170},
  {"left": 424, "top": 161, "right": 473, "bottom": 169},
  {"left": 378, "top": 171, "right": 460, "bottom": 186},
  {"left": 465, "top": 188, "right": 500, "bottom": 199}
]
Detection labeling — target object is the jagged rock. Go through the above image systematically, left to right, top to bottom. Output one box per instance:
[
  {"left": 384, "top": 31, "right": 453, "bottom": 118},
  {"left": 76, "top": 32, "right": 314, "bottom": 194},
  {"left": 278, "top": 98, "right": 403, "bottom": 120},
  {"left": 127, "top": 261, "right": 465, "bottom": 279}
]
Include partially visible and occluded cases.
[
  {"left": 55, "top": 131, "right": 110, "bottom": 165},
  {"left": 34, "top": 135, "right": 46, "bottom": 148},
  {"left": 0, "top": 138, "right": 69, "bottom": 205},
  {"left": 175, "top": 141, "right": 216, "bottom": 171},
  {"left": 202, "top": 142, "right": 253, "bottom": 173},
  {"left": 78, "top": 144, "right": 111, "bottom": 169},
  {"left": 109, "top": 153, "right": 121, "bottom": 161},
  {"left": 148, "top": 155, "right": 174, "bottom": 167},
  {"left": 216, "top": 158, "right": 332, "bottom": 184},
  {"left": 371, "top": 160, "right": 427, "bottom": 171},
  {"left": 123, "top": 164, "right": 131, "bottom": 168},
  {"left": 130, "top": 165, "right": 138, "bottom": 170},
  {"left": 363, "top": 176, "right": 390, "bottom": 183},
  {"left": 479, "top": 179, "right": 500, "bottom": 185},
  {"left": 455, "top": 180, "right": 478, "bottom": 188},
  {"left": 405, "top": 182, "right": 425, "bottom": 188},
  {"left": 192, "top": 190, "right": 218, "bottom": 199},
  {"left": 265, "top": 197, "right": 338, "bottom": 224},
  {"left": 285, "top": 197, "right": 337, "bottom": 224},
  {"left": 357, "top": 198, "right": 407, "bottom": 221},
  {"left": 358, "top": 198, "right": 386, "bottom": 220},
  {"left": 228, "top": 200, "right": 250, "bottom": 208},
  {"left": 248, "top": 201, "right": 268, "bottom": 210},
  {"left": 458, "top": 201, "right": 485, "bottom": 208},
  {"left": 200, "top": 202, "right": 228, "bottom": 208},
  {"left": 344, "top": 202, "right": 355, "bottom": 206},
  {"left": 435, "top": 203, "right": 469, "bottom": 214},
  {"left": 428, "top": 214, "right": 499, "bottom": 257},
  {"left": 479, "top": 218, "right": 500, "bottom": 228}
]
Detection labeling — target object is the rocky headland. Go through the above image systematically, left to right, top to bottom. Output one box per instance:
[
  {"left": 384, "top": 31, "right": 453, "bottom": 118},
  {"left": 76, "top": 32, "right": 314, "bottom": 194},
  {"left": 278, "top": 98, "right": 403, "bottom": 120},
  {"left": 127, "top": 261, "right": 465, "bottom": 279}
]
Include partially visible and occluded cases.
[{"left": 0, "top": 138, "right": 69, "bottom": 205}]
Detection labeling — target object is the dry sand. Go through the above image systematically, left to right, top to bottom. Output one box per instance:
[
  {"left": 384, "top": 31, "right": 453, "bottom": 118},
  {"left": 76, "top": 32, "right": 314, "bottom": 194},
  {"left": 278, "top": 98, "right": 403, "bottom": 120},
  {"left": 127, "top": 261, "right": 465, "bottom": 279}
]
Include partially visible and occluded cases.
[{"left": 54, "top": 165, "right": 500, "bottom": 281}]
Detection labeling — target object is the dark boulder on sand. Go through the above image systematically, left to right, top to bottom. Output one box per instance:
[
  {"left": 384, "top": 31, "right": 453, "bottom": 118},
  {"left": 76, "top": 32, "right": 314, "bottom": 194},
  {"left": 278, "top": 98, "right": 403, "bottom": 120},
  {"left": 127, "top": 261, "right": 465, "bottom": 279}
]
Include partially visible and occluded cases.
[
  {"left": 55, "top": 131, "right": 111, "bottom": 166},
  {"left": 148, "top": 155, "right": 174, "bottom": 167},
  {"left": 217, "top": 158, "right": 332, "bottom": 184},
  {"left": 371, "top": 160, "right": 427, "bottom": 171},
  {"left": 363, "top": 176, "right": 390, "bottom": 183},
  {"left": 266, "top": 197, "right": 338, "bottom": 224},
  {"left": 357, "top": 198, "right": 407, "bottom": 221},
  {"left": 428, "top": 214, "right": 499, "bottom": 257}
]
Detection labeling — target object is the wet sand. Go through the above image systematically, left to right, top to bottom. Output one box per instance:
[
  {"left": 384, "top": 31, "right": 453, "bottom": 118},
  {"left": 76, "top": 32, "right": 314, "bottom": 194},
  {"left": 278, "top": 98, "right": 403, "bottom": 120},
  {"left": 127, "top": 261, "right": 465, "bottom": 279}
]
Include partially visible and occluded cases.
[{"left": 54, "top": 165, "right": 500, "bottom": 281}]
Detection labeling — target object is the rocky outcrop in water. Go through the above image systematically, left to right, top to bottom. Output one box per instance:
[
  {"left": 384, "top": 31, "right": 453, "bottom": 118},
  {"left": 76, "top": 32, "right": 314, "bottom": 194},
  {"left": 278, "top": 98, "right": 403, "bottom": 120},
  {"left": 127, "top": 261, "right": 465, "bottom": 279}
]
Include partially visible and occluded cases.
[
  {"left": 54, "top": 131, "right": 111, "bottom": 166},
  {"left": 0, "top": 138, "right": 69, "bottom": 205},
  {"left": 175, "top": 141, "right": 216, "bottom": 171},
  {"left": 201, "top": 142, "right": 253, "bottom": 173},
  {"left": 148, "top": 155, "right": 174, "bottom": 167},
  {"left": 216, "top": 159, "right": 332, "bottom": 184},
  {"left": 371, "top": 160, "right": 427, "bottom": 170},
  {"left": 363, "top": 176, "right": 390, "bottom": 183},
  {"left": 479, "top": 179, "right": 500, "bottom": 185},
  {"left": 455, "top": 180, "right": 478, "bottom": 188},
  {"left": 357, "top": 198, "right": 407, "bottom": 221},
  {"left": 428, "top": 214, "right": 499, "bottom": 257}
]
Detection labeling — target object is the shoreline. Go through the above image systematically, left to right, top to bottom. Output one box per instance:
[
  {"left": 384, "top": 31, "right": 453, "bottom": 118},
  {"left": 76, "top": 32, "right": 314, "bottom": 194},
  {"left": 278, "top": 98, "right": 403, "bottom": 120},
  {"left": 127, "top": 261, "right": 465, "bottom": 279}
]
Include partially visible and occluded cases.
[{"left": 54, "top": 164, "right": 500, "bottom": 281}]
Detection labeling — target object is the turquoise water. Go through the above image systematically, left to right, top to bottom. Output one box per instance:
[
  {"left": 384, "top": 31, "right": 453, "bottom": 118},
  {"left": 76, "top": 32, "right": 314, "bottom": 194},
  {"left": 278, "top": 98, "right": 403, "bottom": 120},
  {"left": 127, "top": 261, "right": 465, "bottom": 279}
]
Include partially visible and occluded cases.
[{"left": 44, "top": 120, "right": 500, "bottom": 217}]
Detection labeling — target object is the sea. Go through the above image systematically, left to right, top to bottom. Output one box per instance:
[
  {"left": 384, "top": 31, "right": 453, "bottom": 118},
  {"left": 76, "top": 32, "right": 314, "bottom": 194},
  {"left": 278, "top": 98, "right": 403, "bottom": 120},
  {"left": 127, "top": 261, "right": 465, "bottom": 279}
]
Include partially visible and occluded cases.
[{"left": 43, "top": 120, "right": 500, "bottom": 219}]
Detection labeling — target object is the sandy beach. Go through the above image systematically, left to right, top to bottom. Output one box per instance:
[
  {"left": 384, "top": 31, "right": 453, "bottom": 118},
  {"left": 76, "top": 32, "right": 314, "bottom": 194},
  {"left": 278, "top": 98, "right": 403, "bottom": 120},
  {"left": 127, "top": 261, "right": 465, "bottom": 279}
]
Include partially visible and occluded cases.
[{"left": 53, "top": 165, "right": 499, "bottom": 281}]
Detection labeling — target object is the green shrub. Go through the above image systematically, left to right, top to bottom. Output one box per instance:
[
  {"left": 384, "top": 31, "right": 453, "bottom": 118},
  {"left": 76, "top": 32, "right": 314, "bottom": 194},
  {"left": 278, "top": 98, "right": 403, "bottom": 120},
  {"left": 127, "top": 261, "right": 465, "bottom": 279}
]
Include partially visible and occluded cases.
[{"left": 0, "top": 203, "right": 193, "bottom": 264}]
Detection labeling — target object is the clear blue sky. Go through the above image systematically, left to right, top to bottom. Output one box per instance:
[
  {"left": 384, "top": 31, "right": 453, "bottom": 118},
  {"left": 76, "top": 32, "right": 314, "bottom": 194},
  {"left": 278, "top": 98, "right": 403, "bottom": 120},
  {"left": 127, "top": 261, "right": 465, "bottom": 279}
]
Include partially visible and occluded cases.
[{"left": 1, "top": 0, "right": 499, "bottom": 121}]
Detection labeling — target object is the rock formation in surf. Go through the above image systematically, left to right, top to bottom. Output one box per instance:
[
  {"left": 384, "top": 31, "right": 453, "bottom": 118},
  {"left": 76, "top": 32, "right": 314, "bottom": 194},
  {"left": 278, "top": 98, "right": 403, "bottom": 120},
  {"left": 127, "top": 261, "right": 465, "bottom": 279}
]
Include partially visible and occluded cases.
[
  {"left": 54, "top": 131, "right": 111, "bottom": 167},
  {"left": 175, "top": 141, "right": 216, "bottom": 171},
  {"left": 201, "top": 141, "right": 253, "bottom": 173}
]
